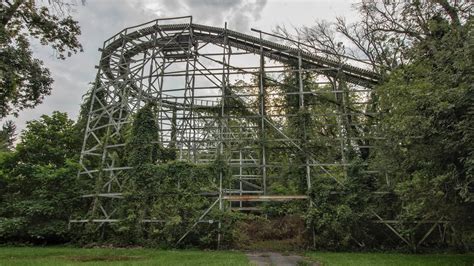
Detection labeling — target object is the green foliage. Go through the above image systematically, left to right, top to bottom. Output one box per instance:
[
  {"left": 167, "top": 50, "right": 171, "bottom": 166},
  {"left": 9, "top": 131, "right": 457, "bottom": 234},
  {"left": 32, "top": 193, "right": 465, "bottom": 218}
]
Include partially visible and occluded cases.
[
  {"left": 0, "top": 0, "right": 82, "bottom": 117},
  {"left": 287, "top": 1, "right": 474, "bottom": 251},
  {"left": 372, "top": 15, "right": 473, "bottom": 249},
  {"left": 0, "top": 34, "right": 53, "bottom": 118},
  {"left": 75, "top": 81, "right": 106, "bottom": 139},
  {"left": 126, "top": 103, "right": 163, "bottom": 166},
  {"left": 102, "top": 104, "right": 221, "bottom": 247},
  {"left": 0, "top": 112, "right": 83, "bottom": 243},
  {"left": 16, "top": 112, "right": 81, "bottom": 166},
  {"left": 0, "top": 120, "right": 15, "bottom": 151},
  {"left": 109, "top": 160, "right": 223, "bottom": 247},
  {"left": 307, "top": 172, "right": 374, "bottom": 250}
]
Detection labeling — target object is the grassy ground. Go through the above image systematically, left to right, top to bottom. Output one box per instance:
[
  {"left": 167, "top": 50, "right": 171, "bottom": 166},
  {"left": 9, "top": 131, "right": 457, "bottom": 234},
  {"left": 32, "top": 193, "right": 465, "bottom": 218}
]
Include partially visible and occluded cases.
[
  {"left": 0, "top": 247, "right": 249, "bottom": 266},
  {"left": 1, "top": 247, "right": 473, "bottom": 265},
  {"left": 306, "top": 252, "right": 474, "bottom": 266}
]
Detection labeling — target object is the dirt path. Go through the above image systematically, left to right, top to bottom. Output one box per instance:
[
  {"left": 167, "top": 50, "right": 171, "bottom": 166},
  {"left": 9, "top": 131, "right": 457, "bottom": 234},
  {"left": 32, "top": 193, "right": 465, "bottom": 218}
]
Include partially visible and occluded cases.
[{"left": 246, "top": 252, "right": 316, "bottom": 266}]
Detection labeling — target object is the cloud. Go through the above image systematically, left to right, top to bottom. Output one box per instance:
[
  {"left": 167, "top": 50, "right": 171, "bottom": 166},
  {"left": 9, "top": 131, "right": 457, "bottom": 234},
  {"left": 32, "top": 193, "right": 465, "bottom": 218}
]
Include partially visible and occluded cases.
[{"left": 147, "top": 0, "right": 268, "bottom": 32}]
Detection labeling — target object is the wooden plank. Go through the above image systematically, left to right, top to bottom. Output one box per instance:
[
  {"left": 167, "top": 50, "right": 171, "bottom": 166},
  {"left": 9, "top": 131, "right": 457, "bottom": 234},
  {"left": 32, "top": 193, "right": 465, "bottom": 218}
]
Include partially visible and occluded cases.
[
  {"left": 81, "top": 193, "right": 123, "bottom": 198},
  {"left": 223, "top": 195, "right": 309, "bottom": 202},
  {"left": 231, "top": 207, "right": 261, "bottom": 211},
  {"left": 372, "top": 220, "right": 450, "bottom": 224}
]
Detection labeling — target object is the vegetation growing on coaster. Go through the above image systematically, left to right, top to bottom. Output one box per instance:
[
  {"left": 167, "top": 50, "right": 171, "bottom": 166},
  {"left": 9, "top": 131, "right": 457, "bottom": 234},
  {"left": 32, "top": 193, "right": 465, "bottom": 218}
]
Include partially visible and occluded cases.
[
  {"left": 0, "top": 0, "right": 472, "bottom": 252},
  {"left": 68, "top": 102, "right": 240, "bottom": 248}
]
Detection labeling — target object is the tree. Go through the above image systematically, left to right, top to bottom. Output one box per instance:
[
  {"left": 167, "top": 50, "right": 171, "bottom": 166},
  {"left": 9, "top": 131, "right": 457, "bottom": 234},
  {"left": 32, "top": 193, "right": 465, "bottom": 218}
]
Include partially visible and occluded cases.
[
  {"left": 0, "top": 0, "right": 83, "bottom": 118},
  {"left": 277, "top": 0, "right": 471, "bottom": 74},
  {"left": 373, "top": 14, "right": 473, "bottom": 248},
  {"left": 0, "top": 111, "right": 83, "bottom": 243},
  {"left": 15, "top": 111, "right": 81, "bottom": 166},
  {"left": 0, "top": 120, "right": 16, "bottom": 151}
]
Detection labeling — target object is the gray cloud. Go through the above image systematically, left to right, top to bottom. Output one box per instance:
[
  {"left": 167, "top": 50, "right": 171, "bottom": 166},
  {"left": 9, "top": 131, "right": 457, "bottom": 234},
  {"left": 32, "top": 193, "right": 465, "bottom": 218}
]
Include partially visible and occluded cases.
[{"left": 151, "top": 0, "right": 268, "bottom": 32}]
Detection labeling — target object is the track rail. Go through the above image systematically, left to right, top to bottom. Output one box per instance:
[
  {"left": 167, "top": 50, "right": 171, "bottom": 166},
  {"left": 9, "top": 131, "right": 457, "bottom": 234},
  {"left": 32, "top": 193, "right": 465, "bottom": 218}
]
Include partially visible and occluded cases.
[{"left": 98, "top": 22, "right": 380, "bottom": 87}]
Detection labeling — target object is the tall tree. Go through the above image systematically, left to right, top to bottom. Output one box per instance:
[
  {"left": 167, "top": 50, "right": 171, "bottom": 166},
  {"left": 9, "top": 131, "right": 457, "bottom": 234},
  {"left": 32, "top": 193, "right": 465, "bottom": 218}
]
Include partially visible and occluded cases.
[
  {"left": 0, "top": 0, "right": 83, "bottom": 118},
  {"left": 277, "top": 0, "right": 471, "bottom": 74},
  {"left": 373, "top": 10, "right": 473, "bottom": 249},
  {"left": 0, "top": 111, "right": 83, "bottom": 243},
  {"left": 0, "top": 120, "right": 16, "bottom": 151}
]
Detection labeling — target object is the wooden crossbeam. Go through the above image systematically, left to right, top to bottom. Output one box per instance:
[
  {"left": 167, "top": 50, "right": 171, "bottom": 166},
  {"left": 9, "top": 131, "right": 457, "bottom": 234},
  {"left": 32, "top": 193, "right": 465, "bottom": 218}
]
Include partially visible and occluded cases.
[{"left": 223, "top": 195, "right": 308, "bottom": 202}]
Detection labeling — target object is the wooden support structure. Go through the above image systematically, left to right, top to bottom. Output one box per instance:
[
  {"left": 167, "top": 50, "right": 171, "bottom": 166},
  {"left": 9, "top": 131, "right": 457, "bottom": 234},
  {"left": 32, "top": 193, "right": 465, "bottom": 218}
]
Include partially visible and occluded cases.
[
  {"left": 73, "top": 16, "right": 382, "bottom": 248},
  {"left": 223, "top": 195, "right": 309, "bottom": 202}
]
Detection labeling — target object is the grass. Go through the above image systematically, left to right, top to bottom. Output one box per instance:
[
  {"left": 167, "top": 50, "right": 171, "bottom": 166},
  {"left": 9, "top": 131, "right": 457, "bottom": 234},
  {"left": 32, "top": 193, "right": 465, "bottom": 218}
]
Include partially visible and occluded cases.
[
  {"left": 0, "top": 247, "right": 249, "bottom": 266},
  {"left": 1, "top": 247, "right": 473, "bottom": 266},
  {"left": 306, "top": 252, "right": 474, "bottom": 266}
]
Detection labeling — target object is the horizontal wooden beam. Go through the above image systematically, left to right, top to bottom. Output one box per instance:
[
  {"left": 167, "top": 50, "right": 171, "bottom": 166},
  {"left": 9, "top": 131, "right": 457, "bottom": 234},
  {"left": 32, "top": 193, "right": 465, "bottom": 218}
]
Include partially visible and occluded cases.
[
  {"left": 223, "top": 195, "right": 309, "bottom": 202},
  {"left": 231, "top": 207, "right": 261, "bottom": 211},
  {"left": 70, "top": 219, "right": 214, "bottom": 224},
  {"left": 373, "top": 220, "right": 450, "bottom": 224}
]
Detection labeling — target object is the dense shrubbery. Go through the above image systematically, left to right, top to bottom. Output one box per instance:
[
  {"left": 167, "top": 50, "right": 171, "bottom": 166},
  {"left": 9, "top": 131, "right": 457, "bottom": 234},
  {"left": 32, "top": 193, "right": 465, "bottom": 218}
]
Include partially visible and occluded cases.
[
  {"left": 368, "top": 9, "right": 473, "bottom": 250},
  {"left": 0, "top": 112, "right": 83, "bottom": 244},
  {"left": 109, "top": 160, "right": 222, "bottom": 247}
]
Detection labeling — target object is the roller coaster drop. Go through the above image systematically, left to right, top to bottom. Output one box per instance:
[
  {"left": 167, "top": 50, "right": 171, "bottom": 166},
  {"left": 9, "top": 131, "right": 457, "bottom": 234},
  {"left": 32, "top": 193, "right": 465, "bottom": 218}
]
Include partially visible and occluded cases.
[{"left": 72, "top": 16, "right": 384, "bottom": 246}]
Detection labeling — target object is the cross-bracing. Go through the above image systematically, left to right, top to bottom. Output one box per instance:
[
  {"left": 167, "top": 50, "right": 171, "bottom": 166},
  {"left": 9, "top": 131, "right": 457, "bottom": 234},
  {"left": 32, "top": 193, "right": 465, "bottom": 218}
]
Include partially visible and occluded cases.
[{"left": 71, "top": 17, "right": 436, "bottom": 248}]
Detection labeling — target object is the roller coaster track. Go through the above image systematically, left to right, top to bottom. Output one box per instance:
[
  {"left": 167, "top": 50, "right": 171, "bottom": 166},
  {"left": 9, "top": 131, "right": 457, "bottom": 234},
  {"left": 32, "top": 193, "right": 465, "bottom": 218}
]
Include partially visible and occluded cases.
[
  {"left": 75, "top": 19, "right": 436, "bottom": 248},
  {"left": 89, "top": 19, "right": 382, "bottom": 196},
  {"left": 98, "top": 23, "right": 380, "bottom": 90}
]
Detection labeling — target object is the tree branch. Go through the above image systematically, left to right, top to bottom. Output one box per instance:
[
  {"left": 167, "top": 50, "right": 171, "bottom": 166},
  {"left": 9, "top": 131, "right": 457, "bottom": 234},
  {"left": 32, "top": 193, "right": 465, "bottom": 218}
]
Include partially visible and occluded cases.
[{"left": 1, "top": 0, "right": 25, "bottom": 27}]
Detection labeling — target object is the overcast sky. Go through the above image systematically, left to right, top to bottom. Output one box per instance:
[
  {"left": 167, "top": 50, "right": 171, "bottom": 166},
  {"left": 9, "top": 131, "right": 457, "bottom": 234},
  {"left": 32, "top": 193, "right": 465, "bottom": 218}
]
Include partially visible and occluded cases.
[{"left": 8, "top": 0, "right": 359, "bottom": 134}]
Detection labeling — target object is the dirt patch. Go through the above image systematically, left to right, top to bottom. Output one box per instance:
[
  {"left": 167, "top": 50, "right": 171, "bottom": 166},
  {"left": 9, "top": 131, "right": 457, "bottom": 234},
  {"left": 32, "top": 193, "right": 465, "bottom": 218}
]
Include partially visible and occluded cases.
[
  {"left": 234, "top": 215, "right": 308, "bottom": 250},
  {"left": 246, "top": 252, "right": 319, "bottom": 266},
  {"left": 64, "top": 255, "right": 145, "bottom": 262}
]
